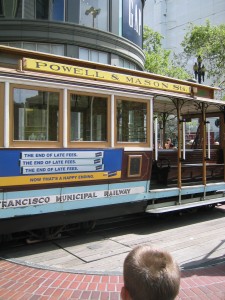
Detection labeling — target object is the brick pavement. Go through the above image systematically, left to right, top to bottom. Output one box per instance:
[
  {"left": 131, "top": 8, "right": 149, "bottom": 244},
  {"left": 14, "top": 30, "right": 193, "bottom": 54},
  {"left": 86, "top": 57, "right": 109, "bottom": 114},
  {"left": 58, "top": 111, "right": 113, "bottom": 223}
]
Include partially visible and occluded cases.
[{"left": 0, "top": 259, "right": 225, "bottom": 299}]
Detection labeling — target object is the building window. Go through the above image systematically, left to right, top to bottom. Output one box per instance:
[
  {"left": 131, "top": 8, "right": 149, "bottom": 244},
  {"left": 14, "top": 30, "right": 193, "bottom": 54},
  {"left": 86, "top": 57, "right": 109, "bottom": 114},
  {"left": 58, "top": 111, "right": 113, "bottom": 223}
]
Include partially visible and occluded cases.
[
  {"left": 0, "top": 0, "right": 22, "bottom": 18},
  {"left": 0, "top": 0, "right": 3, "bottom": 16},
  {"left": 36, "top": 0, "right": 64, "bottom": 21},
  {"left": 36, "top": 0, "right": 49, "bottom": 19},
  {"left": 67, "top": 0, "right": 79, "bottom": 23},
  {"left": 80, "top": 0, "right": 108, "bottom": 30},
  {"left": 1, "top": 42, "right": 64, "bottom": 56},
  {"left": 5, "top": 42, "right": 22, "bottom": 49},
  {"left": 23, "top": 42, "right": 36, "bottom": 51},
  {"left": 37, "top": 43, "right": 50, "bottom": 53},
  {"left": 51, "top": 44, "right": 64, "bottom": 55},
  {"left": 79, "top": 47, "right": 108, "bottom": 64},
  {"left": 79, "top": 47, "right": 89, "bottom": 60},
  {"left": 119, "top": 57, "right": 136, "bottom": 70},
  {"left": 0, "top": 83, "right": 4, "bottom": 147},
  {"left": 13, "top": 87, "right": 60, "bottom": 142},
  {"left": 70, "top": 93, "right": 108, "bottom": 142},
  {"left": 116, "top": 98, "right": 148, "bottom": 144}
]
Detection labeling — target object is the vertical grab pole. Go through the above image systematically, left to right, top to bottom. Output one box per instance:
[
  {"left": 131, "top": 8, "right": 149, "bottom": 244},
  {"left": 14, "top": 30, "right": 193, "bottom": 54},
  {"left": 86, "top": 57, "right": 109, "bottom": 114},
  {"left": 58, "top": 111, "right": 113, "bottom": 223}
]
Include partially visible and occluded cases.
[
  {"left": 4, "top": 82, "right": 9, "bottom": 148},
  {"left": 63, "top": 88, "right": 68, "bottom": 148},
  {"left": 90, "top": 97, "right": 94, "bottom": 141},
  {"left": 177, "top": 101, "right": 182, "bottom": 191},
  {"left": 202, "top": 103, "right": 207, "bottom": 187},
  {"left": 154, "top": 117, "right": 158, "bottom": 161},
  {"left": 183, "top": 120, "right": 186, "bottom": 160},
  {"left": 207, "top": 122, "right": 211, "bottom": 159}
]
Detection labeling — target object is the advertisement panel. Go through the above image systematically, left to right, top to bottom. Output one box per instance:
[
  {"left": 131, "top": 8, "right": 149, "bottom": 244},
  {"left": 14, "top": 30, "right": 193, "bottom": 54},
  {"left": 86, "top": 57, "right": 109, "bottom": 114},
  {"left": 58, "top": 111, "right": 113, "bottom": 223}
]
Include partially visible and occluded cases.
[
  {"left": 122, "top": 0, "right": 143, "bottom": 47},
  {"left": 0, "top": 149, "right": 123, "bottom": 186}
]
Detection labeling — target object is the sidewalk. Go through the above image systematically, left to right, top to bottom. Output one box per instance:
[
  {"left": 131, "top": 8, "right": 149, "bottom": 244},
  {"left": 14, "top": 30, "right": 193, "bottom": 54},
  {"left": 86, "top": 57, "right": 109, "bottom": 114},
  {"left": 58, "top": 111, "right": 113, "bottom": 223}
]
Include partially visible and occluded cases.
[{"left": 0, "top": 259, "right": 225, "bottom": 300}]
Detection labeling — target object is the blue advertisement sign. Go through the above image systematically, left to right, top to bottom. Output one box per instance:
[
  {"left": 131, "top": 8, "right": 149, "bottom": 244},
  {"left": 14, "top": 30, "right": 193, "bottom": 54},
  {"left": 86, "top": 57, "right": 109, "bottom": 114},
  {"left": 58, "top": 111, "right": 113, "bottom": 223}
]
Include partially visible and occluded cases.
[
  {"left": 122, "top": 0, "right": 143, "bottom": 47},
  {"left": 0, "top": 149, "right": 123, "bottom": 186}
]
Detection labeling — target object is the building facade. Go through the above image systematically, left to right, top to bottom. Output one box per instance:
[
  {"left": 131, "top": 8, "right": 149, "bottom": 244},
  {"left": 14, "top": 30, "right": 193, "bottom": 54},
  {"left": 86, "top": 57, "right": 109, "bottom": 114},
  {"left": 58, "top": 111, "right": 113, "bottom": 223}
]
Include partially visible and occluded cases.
[
  {"left": 0, "top": 0, "right": 146, "bottom": 70},
  {"left": 144, "top": 0, "right": 225, "bottom": 54}
]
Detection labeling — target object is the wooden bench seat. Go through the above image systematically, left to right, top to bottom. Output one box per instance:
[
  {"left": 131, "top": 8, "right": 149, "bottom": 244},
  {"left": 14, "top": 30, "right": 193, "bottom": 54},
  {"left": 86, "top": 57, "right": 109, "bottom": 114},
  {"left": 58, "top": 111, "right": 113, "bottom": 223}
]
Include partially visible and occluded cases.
[{"left": 154, "top": 149, "right": 224, "bottom": 184}]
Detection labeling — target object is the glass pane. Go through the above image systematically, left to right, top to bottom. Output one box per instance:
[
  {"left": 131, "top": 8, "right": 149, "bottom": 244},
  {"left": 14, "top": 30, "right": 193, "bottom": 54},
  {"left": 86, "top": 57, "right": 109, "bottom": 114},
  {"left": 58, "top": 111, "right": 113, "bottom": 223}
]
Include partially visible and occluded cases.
[
  {"left": 0, "top": 0, "right": 22, "bottom": 18},
  {"left": 15, "top": 0, "right": 22, "bottom": 18},
  {"left": 24, "top": 0, "right": 35, "bottom": 19},
  {"left": 36, "top": 0, "right": 49, "bottom": 19},
  {"left": 49, "top": 0, "right": 64, "bottom": 21},
  {"left": 67, "top": 0, "right": 79, "bottom": 23},
  {"left": 80, "top": 0, "right": 108, "bottom": 30},
  {"left": 0, "top": 1, "right": 3, "bottom": 16},
  {"left": 8, "top": 42, "right": 22, "bottom": 48},
  {"left": 23, "top": 42, "right": 36, "bottom": 51},
  {"left": 37, "top": 43, "right": 50, "bottom": 53},
  {"left": 51, "top": 44, "right": 64, "bottom": 55},
  {"left": 79, "top": 47, "right": 89, "bottom": 60},
  {"left": 79, "top": 48, "right": 108, "bottom": 63},
  {"left": 90, "top": 50, "right": 98, "bottom": 62},
  {"left": 99, "top": 52, "right": 108, "bottom": 64},
  {"left": 118, "top": 57, "right": 124, "bottom": 67},
  {"left": 118, "top": 57, "right": 137, "bottom": 70},
  {"left": 124, "top": 60, "right": 129, "bottom": 69},
  {"left": 129, "top": 62, "right": 136, "bottom": 70},
  {"left": 13, "top": 88, "right": 59, "bottom": 141},
  {"left": 70, "top": 94, "right": 107, "bottom": 142},
  {"left": 117, "top": 100, "right": 147, "bottom": 143},
  {"left": 164, "top": 114, "right": 177, "bottom": 148},
  {"left": 206, "top": 116, "right": 220, "bottom": 146},
  {"left": 185, "top": 118, "right": 200, "bottom": 148}
]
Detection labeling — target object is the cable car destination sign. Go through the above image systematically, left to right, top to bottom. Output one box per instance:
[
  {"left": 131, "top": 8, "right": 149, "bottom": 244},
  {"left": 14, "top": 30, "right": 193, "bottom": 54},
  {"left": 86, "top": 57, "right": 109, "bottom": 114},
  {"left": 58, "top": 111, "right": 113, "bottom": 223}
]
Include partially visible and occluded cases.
[{"left": 23, "top": 58, "right": 191, "bottom": 94}]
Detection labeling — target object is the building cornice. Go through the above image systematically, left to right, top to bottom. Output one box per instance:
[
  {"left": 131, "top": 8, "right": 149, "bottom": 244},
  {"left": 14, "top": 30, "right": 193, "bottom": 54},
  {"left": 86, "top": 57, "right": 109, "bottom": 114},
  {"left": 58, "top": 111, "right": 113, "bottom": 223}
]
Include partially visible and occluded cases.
[{"left": 0, "top": 20, "right": 145, "bottom": 69}]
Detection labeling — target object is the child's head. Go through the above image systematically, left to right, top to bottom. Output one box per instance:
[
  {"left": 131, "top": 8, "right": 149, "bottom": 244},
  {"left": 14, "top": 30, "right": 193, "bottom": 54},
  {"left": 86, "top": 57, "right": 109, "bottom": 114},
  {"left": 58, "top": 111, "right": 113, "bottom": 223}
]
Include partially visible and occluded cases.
[{"left": 121, "top": 245, "right": 180, "bottom": 300}]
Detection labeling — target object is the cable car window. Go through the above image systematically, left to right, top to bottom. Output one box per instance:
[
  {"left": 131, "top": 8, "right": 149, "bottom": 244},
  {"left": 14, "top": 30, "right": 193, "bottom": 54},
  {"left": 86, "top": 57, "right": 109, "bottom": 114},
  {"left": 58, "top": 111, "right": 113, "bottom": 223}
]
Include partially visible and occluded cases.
[
  {"left": 0, "top": 83, "right": 3, "bottom": 147},
  {"left": 13, "top": 88, "right": 59, "bottom": 141},
  {"left": 70, "top": 94, "right": 107, "bottom": 142},
  {"left": 116, "top": 99, "right": 147, "bottom": 143},
  {"left": 206, "top": 116, "right": 220, "bottom": 147},
  {"left": 185, "top": 117, "right": 200, "bottom": 149},
  {"left": 128, "top": 155, "right": 142, "bottom": 177}
]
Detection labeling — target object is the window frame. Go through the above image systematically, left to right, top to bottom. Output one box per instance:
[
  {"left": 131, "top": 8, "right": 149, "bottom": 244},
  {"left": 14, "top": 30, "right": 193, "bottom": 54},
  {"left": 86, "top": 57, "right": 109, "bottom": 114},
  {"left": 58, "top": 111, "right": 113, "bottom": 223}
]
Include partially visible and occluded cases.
[
  {"left": 79, "top": 47, "right": 108, "bottom": 64},
  {"left": 0, "top": 83, "right": 4, "bottom": 147},
  {"left": 9, "top": 84, "right": 63, "bottom": 148},
  {"left": 68, "top": 90, "right": 111, "bottom": 148},
  {"left": 114, "top": 96, "right": 150, "bottom": 148},
  {"left": 183, "top": 112, "right": 224, "bottom": 149},
  {"left": 127, "top": 154, "right": 143, "bottom": 177}
]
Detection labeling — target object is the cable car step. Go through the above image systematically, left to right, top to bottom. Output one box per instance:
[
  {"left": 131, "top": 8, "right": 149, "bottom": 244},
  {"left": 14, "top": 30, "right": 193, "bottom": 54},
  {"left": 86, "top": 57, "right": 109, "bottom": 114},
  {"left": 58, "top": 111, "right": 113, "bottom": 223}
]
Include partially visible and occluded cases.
[{"left": 146, "top": 197, "right": 225, "bottom": 214}]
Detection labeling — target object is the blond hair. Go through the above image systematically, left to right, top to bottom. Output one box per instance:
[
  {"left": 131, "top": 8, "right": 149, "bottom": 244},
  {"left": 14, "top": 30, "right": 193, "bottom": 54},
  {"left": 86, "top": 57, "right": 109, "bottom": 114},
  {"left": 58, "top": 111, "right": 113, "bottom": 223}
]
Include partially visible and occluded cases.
[{"left": 123, "top": 246, "right": 180, "bottom": 300}]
